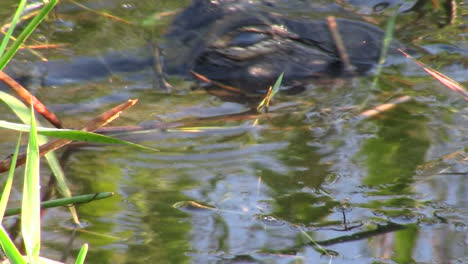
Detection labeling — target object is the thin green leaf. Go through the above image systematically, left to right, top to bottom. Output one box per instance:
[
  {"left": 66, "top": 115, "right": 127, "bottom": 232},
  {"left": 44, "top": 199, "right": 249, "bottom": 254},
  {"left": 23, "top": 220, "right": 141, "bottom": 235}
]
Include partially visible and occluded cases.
[
  {"left": 0, "top": 0, "right": 58, "bottom": 70},
  {"left": 0, "top": 0, "right": 27, "bottom": 60},
  {"left": 0, "top": 0, "right": 79, "bottom": 229},
  {"left": 361, "top": 7, "right": 399, "bottom": 109},
  {"left": 377, "top": 8, "right": 399, "bottom": 66},
  {"left": 270, "top": 72, "right": 284, "bottom": 98},
  {"left": 257, "top": 73, "right": 283, "bottom": 111},
  {"left": 0, "top": 91, "right": 30, "bottom": 121},
  {"left": 0, "top": 93, "right": 81, "bottom": 223},
  {"left": 0, "top": 93, "right": 56, "bottom": 148},
  {"left": 0, "top": 95, "right": 134, "bottom": 226},
  {"left": 21, "top": 102, "right": 40, "bottom": 263},
  {"left": 0, "top": 120, "right": 158, "bottom": 151},
  {"left": 0, "top": 133, "right": 22, "bottom": 221},
  {"left": 43, "top": 152, "right": 81, "bottom": 224},
  {"left": 5, "top": 192, "right": 114, "bottom": 217},
  {"left": 0, "top": 225, "right": 26, "bottom": 264},
  {"left": 74, "top": 243, "right": 89, "bottom": 264}
]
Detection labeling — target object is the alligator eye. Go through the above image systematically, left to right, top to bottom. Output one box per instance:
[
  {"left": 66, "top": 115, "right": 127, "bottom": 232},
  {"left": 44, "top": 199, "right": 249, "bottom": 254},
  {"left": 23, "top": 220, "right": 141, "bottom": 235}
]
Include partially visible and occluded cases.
[
  {"left": 373, "top": 2, "right": 390, "bottom": 12},
  {"left": 228, "top": 32, "right": 269, "bottom": 47}
]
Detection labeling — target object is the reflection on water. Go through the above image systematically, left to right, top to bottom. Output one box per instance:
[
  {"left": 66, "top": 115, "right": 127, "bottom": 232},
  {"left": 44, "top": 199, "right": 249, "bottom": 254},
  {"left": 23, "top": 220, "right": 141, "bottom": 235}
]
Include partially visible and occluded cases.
[{"left": 0, "top": 0, "right": 466, "bottom": 263}]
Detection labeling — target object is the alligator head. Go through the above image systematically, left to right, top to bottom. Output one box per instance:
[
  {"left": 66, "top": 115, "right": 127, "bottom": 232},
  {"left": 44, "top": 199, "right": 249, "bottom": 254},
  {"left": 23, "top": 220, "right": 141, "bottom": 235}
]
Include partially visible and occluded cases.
[{"left": 163, "top": 0, "right": 404, "bottom": 93}]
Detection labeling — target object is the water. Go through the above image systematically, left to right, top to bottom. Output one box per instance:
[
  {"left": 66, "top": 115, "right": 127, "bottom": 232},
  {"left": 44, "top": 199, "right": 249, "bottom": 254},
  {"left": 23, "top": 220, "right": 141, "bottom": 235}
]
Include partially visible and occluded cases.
[{"left": 0, "top": 0, "right": 466, "bottom": 263}]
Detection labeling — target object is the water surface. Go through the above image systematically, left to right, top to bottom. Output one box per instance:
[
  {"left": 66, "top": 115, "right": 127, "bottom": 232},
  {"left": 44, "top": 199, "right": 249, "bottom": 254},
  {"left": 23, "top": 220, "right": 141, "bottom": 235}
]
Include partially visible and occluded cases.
[{"left": 0, "top": 0, "right": 466, "bottom": 263}]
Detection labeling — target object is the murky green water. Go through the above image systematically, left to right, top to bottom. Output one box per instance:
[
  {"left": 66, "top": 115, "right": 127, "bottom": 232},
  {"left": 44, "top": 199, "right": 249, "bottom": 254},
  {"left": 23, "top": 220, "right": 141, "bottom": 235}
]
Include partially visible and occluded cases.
[{"left": 0, "top": 0, "right": 466, "bottom": 263}]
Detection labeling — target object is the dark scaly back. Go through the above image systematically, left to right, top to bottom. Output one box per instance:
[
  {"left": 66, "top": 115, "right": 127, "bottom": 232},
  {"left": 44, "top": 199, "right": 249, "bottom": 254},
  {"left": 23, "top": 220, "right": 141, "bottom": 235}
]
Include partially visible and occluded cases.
[{"left": 163, "top": 0, "right": 406, "bottom": 93}]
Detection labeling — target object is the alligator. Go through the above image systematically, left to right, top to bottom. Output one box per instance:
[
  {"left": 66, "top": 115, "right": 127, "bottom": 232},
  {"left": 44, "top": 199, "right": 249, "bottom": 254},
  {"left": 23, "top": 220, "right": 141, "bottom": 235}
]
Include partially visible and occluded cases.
[
  {"left": 3, "top": 0, "right": 406, "bottom": 94},
  {"left": 163, "top": 0, "right": 408, "bottom": 94}
]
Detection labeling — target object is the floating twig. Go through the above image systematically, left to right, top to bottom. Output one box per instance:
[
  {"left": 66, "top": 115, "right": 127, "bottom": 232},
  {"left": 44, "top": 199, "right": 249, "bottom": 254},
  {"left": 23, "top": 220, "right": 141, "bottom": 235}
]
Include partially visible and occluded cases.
[
  {"left": 399, "top": 49, "right": 468, "bottom": 101},
  {"left": 191, "top": 71, "right": 244, "bottom": 94},
  {"left": 358, "top": 95, "right": 412, "bottom": 118}
]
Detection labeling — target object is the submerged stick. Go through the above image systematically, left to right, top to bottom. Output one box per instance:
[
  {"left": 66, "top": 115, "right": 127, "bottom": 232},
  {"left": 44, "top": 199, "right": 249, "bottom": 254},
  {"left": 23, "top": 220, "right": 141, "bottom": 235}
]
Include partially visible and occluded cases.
[{"left": 326, "top": 16, "right": 355, "bottom": 74}]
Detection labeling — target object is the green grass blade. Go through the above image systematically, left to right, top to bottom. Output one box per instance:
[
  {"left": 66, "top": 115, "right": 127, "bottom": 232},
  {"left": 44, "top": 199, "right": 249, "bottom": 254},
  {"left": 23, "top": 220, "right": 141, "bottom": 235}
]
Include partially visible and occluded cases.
[
  {"left": 0, "top": 0, "right": 58, "bottom": 70},
  {"left": 0, "top": 0, "right": 27, "bottom": 60},
  {"left": 0, "top": 0, "right": 81, "bottom": 242},
  {"left": 371, "top": 6, "right": 398, "bottom": 87},
  {"left": 360, "top": 7, "right": 399, "bottom": 109},
  {"left": 378, "top": 8, "right": 399, "bottom": 66},
  {"left": 270, "top": 72, "right": 283, "bottom": 98},
  {"left": 257, "top": 73, "right": 283, "bottom": 111},
  {"left": 0, "top": 91, "right": 30, "bottom": 121},
  {"left": 0, "top": 94, "right": 116, "bottom": 224},
  {"left": 0, "top": 94, "right": 57, "bottom": 149},
  {"left": 0, "top": 95, "right": 81, "bottom": 223},
  {"left": 0, "top": 95, "right": 80, "bottom": 223},
  {"left": 21, "top": 103, "right": 41, "bottom": 263},
  {"left": 0, "top": 120, "right": 159, "bottom": 151},
  {"left": 0, "top": 133, "right": 22, "bottom": 221},
  {"left": 43, "top": 152, "right": 82, "bottom": 224},
  {"left": 5, "top": 192, "right": 114, "bottom": 217},
  {"left": 0, "top": 225, "right": 26, "bottom": 264},
  {"left": 74, "top": 243, "right": 89, "bottom": 264}
]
